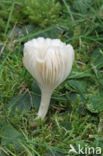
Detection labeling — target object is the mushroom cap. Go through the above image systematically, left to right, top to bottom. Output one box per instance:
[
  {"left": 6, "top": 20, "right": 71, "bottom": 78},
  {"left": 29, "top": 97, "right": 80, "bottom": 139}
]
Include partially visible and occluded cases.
[{"left": 23, "top": 37, "right": 74, "bottom": 91}]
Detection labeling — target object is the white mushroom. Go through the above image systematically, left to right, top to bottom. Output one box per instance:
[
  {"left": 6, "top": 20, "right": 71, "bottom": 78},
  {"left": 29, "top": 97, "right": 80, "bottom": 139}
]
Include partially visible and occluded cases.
[{"left": 23, "top": 37, "right": 74, "bottom": 120}]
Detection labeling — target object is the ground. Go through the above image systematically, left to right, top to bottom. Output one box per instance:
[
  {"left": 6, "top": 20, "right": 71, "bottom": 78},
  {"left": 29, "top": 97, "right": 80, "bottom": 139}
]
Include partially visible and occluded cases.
[{"left": 0, "top": 0, "right": 103, "bottom": 156}]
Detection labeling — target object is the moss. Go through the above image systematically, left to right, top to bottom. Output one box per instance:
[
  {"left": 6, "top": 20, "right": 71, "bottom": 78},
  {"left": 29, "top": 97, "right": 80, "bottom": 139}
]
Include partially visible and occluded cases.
[{"left": 22, "top": 0, "right": 61, "bottom": 27}]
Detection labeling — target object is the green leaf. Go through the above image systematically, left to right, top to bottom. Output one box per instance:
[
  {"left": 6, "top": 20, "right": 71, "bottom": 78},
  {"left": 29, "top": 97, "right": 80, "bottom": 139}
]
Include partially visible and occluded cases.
[
  {"left": 73, "top": 0, "right": 92, "bottom": 14},
  {"left": 8, "top": 25, "right": 36, "bottom": 39},
  {"left": 37, "top": 27, "right": 62, "bottom": 39},
  {"left": 90, "top": 48, "right": 103, "bottom": 70},
  {"left": 69, "top": 71, "right": 92, "bottom": 79},
  {"left": 98, "top": 72, "right": 103, "bottom": 86},
  {"left": 68, "top": 80, "right": 87, "bottom": 94},
  {"left": 7, "top": 81, "right": 41, "bottom": 115},
  {"left": 31, "top": 81, "right": 41, "bottom": 110},
  {"left": 8, "top": 92, "right": 32, "bottom": 115},
  {"left": 87, "top": 95, "right": 103, "bottom": 113},
  {"left": 1, "top": 123, "right": 24, "bottom": 151},
  {"left": 93, "top": 137, "right": 103, "bottom": 148},
  {"left": 0, "top": 152, "right": 7, "bottom": 156}
]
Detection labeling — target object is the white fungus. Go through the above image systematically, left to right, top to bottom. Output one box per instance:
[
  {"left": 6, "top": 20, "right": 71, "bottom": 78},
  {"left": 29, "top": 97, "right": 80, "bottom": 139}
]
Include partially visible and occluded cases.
[{"left": 23, "top": 37, "right": 74, "bottom": 119}]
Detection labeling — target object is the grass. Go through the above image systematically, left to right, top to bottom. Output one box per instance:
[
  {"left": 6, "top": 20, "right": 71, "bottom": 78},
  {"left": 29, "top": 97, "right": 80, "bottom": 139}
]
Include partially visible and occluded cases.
[{"left": 0, "top": 0, "right": 103, "bottom": 155}]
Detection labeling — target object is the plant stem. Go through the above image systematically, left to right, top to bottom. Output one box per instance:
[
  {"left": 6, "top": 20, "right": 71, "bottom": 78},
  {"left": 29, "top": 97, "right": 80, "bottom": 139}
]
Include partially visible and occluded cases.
[{"left": 38, "top": 89, "right": 52, "bottom": 119}]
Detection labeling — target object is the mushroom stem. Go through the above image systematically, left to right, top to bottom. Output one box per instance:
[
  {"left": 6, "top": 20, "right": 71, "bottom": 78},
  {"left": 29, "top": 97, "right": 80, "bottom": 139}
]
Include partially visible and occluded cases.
[{"left": 38, "top": 89, "right": 52, "bottom": 119}]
